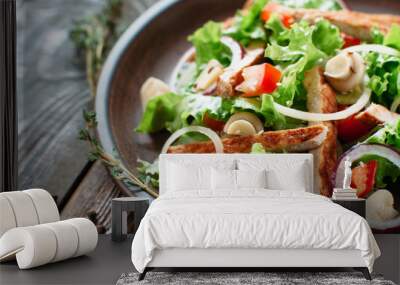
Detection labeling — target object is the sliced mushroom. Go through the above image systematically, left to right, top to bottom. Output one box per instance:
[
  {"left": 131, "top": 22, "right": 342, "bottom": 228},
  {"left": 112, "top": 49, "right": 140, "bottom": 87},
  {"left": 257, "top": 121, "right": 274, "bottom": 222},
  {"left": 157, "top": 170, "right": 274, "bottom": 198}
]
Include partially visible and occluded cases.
[
  {"left": 324, "top": 52, "right": 365, "bottom": 93},
  {"left": 324, "top": 52, "right": 353, "bottom": 79},
  {"left": 195, "top": 60, "right": 224, "bottom": 91},
  {"left": 140, "top": 77, "right": 171, "bottom": 109},
  {"left": 223, "top": 112, "right": 264, "bottom": 135},
  {"left": 225, "top": 120, "right": 257, "bottom": 136},
  {"left": 367, "top": 190, "right": 399, "bottom": 222}
]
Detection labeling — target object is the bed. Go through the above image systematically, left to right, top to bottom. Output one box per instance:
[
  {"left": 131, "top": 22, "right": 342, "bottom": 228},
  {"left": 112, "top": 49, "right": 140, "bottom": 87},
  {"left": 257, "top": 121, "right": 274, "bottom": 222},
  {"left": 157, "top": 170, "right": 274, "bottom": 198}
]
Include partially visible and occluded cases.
[{"left": 131, "top": 154, "right": 380, "bottom": 280}]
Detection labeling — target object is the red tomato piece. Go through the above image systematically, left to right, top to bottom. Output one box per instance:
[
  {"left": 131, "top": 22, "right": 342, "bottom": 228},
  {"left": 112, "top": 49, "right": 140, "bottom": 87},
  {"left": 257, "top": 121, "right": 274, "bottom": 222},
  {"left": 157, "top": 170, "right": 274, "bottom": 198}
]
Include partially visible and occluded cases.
[
  {"left": 260, "top": 3, "right": 293, "bottom": 28},
  {"left": 341, "top": 33, "right": 361, "bottom": 48},
  {"left": 237, "top": 63, "right": 282, "bottom": 97},
  {"left": 203, "top": 113, "right": 225, "bottom": 132},
  {"left": 337, "top": 114, "right": 373, "bottom": 143},
  {"left": 351, "top": 160, "right": 378, "bottom": 198}
]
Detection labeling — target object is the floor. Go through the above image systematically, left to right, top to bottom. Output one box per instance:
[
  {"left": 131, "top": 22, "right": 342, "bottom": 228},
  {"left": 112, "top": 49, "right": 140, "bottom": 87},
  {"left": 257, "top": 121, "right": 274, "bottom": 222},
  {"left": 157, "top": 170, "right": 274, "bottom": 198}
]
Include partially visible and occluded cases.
[{"left": 0, "top": 235, "right": 134, "bottom": 285}]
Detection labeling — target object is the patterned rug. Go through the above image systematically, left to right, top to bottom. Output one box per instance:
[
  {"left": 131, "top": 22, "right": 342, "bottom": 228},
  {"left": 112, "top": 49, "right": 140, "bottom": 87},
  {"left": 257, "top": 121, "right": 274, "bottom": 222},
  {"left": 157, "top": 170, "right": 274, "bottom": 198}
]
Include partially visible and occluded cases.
[{"left": 116, "top": 271, "right": 395, "bottom": 285}]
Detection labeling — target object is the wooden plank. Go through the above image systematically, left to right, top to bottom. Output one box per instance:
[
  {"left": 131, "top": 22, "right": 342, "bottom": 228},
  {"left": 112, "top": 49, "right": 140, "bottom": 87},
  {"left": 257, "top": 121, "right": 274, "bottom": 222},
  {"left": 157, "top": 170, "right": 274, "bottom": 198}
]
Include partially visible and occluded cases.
[
  {"left": 16, "top": 0, "right": 105, "bottom": 204},
  {"left": 61, "top": 160, "right": 121, "bottom": 231}
]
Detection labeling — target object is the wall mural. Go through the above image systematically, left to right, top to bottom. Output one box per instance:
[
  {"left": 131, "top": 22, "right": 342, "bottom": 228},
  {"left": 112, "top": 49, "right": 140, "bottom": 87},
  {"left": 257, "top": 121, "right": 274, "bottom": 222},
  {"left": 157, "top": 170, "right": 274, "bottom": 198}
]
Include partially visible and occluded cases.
[{"left": 18, "top": 0, "right": 400, "bottom": 233}]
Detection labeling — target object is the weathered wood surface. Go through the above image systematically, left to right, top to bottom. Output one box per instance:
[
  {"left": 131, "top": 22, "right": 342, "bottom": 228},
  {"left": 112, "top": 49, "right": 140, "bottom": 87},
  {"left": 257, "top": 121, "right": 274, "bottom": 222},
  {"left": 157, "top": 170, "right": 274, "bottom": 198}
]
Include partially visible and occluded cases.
[
  {"left": 16, "top": 0, "right": 105, "bottom": 206},
  {"left": 17, "top": 0, "right": 158, "bottom": 230},
  {"left": 61, "top": 161, "right": 120, "bottom": 231}
]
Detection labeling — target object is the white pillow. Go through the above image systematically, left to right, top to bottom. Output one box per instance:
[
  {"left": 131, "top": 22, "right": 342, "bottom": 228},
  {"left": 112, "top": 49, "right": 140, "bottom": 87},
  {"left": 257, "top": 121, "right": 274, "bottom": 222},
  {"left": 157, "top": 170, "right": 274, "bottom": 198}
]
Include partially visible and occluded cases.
[
  {"left": 237, "top": 158, "right": 309, "bottom": 191},
  {"left": 167, "top": 162, "right": 211, "bottom": 192},
  {"left": 266, "top": 164, "right": 307, "bottom": 191},
  {"left": 211, "top": 168, "right": 237, "bottom": 191},
  {"left": 236, "top": 169, "right": 267, "bottom": 189}
]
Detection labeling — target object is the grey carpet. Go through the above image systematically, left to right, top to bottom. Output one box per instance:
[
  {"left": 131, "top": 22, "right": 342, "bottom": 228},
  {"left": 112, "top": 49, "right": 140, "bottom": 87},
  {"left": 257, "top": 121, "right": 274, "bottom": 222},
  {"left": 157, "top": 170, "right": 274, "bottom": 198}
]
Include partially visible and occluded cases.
[{"left": 117, "top": 272, "right": 396, "bottom": 285}]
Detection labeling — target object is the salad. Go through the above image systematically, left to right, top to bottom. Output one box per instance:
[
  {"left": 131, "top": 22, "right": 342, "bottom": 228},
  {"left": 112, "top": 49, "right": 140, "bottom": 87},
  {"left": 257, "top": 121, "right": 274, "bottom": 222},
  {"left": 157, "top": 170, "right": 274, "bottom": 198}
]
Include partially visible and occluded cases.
[{"left": 135, "top": 0, "right": 400, "bottom": 230}]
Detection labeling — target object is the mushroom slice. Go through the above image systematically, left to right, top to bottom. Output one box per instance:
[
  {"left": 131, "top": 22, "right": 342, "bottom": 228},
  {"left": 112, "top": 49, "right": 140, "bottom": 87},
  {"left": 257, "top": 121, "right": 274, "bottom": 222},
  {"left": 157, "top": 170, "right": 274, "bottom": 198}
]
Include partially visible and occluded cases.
[
  {"left": 324, "top": 52, "right": 353, "bottom": 79},
  {"left": 325, "top": 52, "right": 365, "bottom": 93},
  {"left": 195, "top": 60, "right": 224, "bottom": 91},
  {"left": 140, "top": 77, "right": 171, "bottom": 109},
  {"left": 223, "top": 112, "right": 264, "bottom": 135},
  {"left": 225, "top": 120, "right": 257, "bottom": 136}
]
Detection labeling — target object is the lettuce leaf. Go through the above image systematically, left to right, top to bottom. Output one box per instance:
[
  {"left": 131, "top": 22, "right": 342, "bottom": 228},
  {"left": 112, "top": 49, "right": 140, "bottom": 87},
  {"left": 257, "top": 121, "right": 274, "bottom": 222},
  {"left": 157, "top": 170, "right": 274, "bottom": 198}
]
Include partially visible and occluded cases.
[
  {"left": 223, "top": 0, "right": 268, "bottom": 46},
  {"left": 265, "top": 20, "right": 342, "bottom": 106},
  {"left": 188, "top": 21, "right": 231, "bottom": 70},
  {"left": 384, "top": 24, "right": 400, "bottom": 51},
  {"left": 365, "top": 52, "right": 400, "bottom": 109},
  {"left": 135, "top": 92, "right": 183, "bottom": 133},
  {"left": 136, "top": 92, "right": 303, "bottom": 134},
  {"left": 365, "top": 119, "right": 400, "bottom": 150},
  {"left": 251, "top": 143, "right": 267, "bottom": 153}
]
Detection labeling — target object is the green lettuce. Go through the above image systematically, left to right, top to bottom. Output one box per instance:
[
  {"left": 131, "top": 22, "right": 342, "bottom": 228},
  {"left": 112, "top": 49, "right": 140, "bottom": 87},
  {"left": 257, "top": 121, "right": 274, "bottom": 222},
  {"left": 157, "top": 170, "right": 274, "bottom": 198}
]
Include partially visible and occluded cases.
[
  {"left": 223, "top": 0, "right": 268, "bottom": 46},
  {"left": 265, "top": 20, "right": 342, "bottom": 107},
  {"left": 188, "top": 21, "right": 231, "bottom": 70},
  {"left": 384, "top": 24, "right": 400, "bottom": 51},
  {"left": 365, "top": 52, "right": 400, "bottom": 109},
  {"left": 135, "top": 92, "right": 183, "bottom": 133},
  {"left": 136, "top": 92, "right": 302, "bottom": 134},
  {"left": 365, "top": 119, "right": 400, "bottom": 150},
  {"left": 251, "top": 143, "right": 267, "bottom": 153}
]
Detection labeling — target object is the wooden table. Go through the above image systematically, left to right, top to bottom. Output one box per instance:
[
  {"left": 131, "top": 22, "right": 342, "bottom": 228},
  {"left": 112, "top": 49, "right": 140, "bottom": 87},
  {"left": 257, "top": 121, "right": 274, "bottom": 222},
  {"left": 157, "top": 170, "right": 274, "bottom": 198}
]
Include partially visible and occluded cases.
[{"left": 16, "top": 0, "right": 157, "bottom": 231}]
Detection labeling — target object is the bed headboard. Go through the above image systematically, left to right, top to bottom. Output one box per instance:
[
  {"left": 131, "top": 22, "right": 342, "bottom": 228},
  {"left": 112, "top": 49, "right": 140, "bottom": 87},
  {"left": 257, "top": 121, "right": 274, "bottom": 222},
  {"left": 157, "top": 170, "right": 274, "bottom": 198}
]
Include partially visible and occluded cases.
[{"left": 159, "top": 154, "right": 314, "bottom": 195}]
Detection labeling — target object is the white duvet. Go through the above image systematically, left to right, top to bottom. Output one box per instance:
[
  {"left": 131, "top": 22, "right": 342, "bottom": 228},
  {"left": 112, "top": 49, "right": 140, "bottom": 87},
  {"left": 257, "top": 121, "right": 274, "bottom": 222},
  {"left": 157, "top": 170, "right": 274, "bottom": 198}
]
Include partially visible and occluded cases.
[{"left": 131, "top": 190, "right": 380, "bottom": 273}]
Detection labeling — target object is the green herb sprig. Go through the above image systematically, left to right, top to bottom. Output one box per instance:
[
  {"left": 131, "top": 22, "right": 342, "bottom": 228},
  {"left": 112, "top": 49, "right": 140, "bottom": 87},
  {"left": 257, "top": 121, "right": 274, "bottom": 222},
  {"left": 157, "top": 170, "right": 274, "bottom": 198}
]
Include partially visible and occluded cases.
[
  {"left": 70, "top": 0, "right": 123, "bottom": 97},
  {"left": 79, "top": 110, "right": 159, "bottom": 197}
]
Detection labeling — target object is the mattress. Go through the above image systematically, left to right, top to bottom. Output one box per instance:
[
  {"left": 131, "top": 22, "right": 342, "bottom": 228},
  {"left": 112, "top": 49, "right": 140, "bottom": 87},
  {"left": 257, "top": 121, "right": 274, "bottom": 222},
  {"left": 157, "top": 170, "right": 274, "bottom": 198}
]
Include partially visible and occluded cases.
[{"left": 131, "top": 190, "right": 380, "bottom": 273}]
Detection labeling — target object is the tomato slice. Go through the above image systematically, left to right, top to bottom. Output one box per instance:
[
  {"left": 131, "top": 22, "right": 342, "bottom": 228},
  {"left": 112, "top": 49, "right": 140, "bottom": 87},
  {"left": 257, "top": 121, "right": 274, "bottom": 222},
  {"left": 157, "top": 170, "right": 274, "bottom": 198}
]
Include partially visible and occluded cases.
[
  {"left": 260, "top": 3, "right": 293, "bottom": 28},
  {"left": 341, "top": 33, "right": 361, "bottom": 48},
  {"left": 237, "top": 63, "right": 281, "bottom": 97},
  {"left": 337, "top": 106, "right": 373, "bottom": 142},
  {"left": 203, "top": 113, "right": 225, "bottom": 132},
  {"left": 351, "top": 160, "right": 378, "bottom": 198}
]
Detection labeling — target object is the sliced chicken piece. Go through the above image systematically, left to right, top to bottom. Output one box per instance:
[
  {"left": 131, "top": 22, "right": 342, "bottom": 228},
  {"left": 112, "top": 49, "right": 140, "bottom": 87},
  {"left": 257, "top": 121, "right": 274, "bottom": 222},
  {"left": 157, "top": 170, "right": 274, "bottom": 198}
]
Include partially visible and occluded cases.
[
  {"left": 274, "top": 6, "right": 399, "bottom": 41},
  {"left": 216, "top": 48, "right": 264, "bottom": 97},
  {"left": 305, "top": 67, "right": 338, "bottom": 197},
  {"left": 356, "top": 103, "right": 400, "bottom": 125},
  {"left": 168, "top": 124, "right": 328, "bottom": 154}
]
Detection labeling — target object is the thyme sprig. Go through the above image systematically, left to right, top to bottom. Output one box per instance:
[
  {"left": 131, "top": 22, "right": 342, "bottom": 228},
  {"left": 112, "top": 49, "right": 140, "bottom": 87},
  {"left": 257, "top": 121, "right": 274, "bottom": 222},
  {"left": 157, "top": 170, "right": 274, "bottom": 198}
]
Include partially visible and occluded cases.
[
  {"left": 70, "top": 0, "right": 123, "bottom": 97},
  {"left": 79, "top": 110, "right": 159, "bottom": 198}
]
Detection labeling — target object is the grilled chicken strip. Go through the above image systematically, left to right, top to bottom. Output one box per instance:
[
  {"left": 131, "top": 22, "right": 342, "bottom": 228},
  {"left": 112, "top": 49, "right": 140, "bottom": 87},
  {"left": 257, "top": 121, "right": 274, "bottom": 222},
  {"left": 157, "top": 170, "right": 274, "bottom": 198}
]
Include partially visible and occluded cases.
[
  {"left": 243, "top": 0, "right": 400, "bottom": 40},
  {"left": 283, "top": 8, "right": 400, "bottom": 40},
  {"left": 305, "top": 67, "right": 338, "bottom": 197},
  {"left": 356, "top": 103, "right": 400, "bottom": 126},
  {"left": 168, "top": 124, "right": 328, "bottom": 153}
]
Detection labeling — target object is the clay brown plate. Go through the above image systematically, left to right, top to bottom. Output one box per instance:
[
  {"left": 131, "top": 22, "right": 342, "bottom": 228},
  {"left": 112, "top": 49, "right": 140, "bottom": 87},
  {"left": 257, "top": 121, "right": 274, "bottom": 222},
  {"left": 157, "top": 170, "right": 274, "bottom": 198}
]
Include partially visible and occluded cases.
[{"left": 95, "top": 0, "right": 400, "bottom": 197}]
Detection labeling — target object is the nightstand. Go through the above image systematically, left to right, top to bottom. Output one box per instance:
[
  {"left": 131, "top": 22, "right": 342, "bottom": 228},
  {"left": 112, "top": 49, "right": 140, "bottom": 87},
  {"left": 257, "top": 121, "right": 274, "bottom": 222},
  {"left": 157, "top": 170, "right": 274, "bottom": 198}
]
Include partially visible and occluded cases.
[
  {"left": 112, "top": 197, "right": 150, "bottom": 241},
  {"left": 331, "top": 198, "right": 366, "bottom": 218}
]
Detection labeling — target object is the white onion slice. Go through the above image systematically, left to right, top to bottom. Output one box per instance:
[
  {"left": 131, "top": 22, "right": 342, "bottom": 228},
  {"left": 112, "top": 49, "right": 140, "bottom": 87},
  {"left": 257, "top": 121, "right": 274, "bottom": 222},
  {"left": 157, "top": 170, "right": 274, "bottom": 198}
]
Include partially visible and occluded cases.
[
  {"left": 220, "top": 36, "right": 244, "bottom": 68},
  {"left": 343, "top": 44, "right": 400, "bottom": 57},
  {"left": 273, "top": 81, "right": 371, "bottom": 122},
  {"left": 161, "top": 126, "right": 224, "bottom": 154}
]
